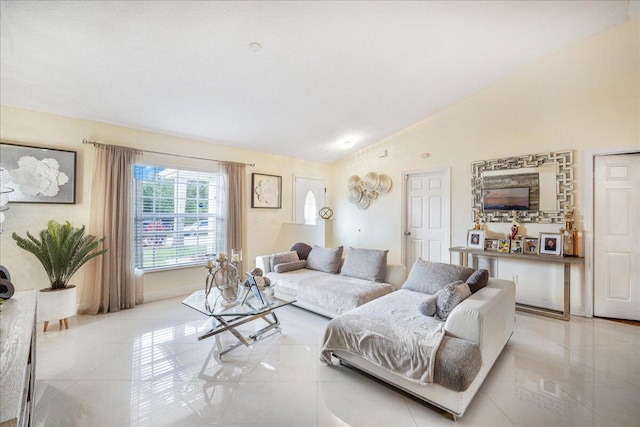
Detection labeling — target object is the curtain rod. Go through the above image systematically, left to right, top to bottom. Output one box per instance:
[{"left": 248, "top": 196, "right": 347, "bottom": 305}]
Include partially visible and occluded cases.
[{"left": 82, "top": 139, "right": 255, "bottom": 167}]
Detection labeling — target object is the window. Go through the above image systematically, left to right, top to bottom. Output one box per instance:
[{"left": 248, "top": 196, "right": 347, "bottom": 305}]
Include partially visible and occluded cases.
[
  {"left": 134, "top": 165, "right": 221, "bottom": 270},
  {"left": 303, "top": 190, "right": 317, "bottom": 225}
]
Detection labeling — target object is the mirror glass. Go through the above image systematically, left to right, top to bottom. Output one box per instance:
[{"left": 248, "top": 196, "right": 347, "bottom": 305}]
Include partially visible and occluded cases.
[{"left": 472, "top": 151, "right": 574, "bottom": 223}]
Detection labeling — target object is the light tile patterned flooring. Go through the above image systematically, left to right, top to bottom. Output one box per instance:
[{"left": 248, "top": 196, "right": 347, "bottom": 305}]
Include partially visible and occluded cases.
[{"left": 34, "top": 297, "right": 640, "bottom": 426}]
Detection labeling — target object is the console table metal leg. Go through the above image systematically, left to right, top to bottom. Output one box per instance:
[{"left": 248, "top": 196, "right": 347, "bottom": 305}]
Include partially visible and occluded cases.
[{"left": 563, "top": 262, "right": 571, "bottom": 320}]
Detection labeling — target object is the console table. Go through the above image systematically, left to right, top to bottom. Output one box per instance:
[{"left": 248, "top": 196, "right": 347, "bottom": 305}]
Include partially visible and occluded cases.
[
  {"left": 449, "top": 246, "right": 584, "bottom": 320},
  {"left": 1, "top": 290, "right": 37, "bottom": 427}
]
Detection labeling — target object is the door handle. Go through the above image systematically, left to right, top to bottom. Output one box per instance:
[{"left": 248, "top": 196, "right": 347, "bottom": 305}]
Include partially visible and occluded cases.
[{"left": 404, "top": 231, "right": 411, "bottom": 236}]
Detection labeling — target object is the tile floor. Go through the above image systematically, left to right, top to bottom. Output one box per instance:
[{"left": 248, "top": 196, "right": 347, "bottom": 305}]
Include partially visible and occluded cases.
[{"left": 33, "top": 297, "right": 640, "bottom": 426}]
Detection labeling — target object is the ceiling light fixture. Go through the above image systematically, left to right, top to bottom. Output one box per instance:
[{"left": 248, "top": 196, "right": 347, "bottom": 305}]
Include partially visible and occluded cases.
[
  {"left": 248, "top": 42, "right": 262, "bottom": 52},
  {"left": 343, "top": 140, "right": 354, "bottom": 148}
]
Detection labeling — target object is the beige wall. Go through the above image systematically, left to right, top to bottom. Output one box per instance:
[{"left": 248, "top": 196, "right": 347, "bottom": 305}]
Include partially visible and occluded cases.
[
  {"left": 1, "top": 19, "right": 637, "bottom": 314},
  {"left": 329, "top": 19, "right": 639, "bottom": 315},
  {"left": 0, "top": 106, "right": 330, "bottom": 300}
]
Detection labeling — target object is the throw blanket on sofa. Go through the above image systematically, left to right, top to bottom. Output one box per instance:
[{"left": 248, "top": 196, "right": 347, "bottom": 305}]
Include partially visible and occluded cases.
[{"left": 320, "top": 290, "right": 445, "bottom": 385}]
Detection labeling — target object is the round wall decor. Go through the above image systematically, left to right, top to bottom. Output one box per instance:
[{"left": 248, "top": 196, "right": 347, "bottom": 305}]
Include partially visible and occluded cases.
[{"left": 346, "top": 172, "right": 392, "bottom": 210}]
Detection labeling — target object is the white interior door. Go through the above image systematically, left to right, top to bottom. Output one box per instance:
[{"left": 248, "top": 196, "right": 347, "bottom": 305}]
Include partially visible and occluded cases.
[
  {"left": 594, "top": 153, "right": 640, "bottom": 320},
  {"left": 404, "top": 170, "right": 450, "bottom": 270},
  {"left": 293, "top": 176, "right": 326, "bottom": 225}
]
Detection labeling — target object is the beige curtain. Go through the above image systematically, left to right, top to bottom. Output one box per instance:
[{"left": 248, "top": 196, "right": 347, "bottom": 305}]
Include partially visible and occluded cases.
[
  {"left": 79, "top": 143, "right": 141, "bottom": 314},
  {"left": 220, "top": 162, "right": 246, "bottom": 274}
]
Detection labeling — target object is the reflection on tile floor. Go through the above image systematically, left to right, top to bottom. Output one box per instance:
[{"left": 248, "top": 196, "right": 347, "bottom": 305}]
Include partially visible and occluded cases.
[{"left": 34, "top": 297, "right": 640, "bottom": 426}]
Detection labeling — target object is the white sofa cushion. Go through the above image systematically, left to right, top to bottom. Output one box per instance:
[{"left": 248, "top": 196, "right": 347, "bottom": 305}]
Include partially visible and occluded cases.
[
  {"left": 266, "top": 268, "right": 328, "bottom": 296},
  {"left": 267, "top": 269, "right": 395, "bottom": 315}
]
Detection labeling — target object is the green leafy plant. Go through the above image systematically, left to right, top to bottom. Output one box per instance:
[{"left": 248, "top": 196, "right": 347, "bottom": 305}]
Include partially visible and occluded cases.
[{"left": 12, "top": 220, "right": 107, "bottom": 290}]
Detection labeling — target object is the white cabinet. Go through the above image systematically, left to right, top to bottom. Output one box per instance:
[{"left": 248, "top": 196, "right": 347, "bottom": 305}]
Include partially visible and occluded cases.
[{"left": 1, "top": 290, "right": 36, "bottom": 427}]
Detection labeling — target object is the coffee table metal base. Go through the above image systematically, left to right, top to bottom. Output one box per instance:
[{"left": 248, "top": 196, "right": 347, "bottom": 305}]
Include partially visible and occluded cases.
[{"left": 198, "top": 310, "right": 282, "bottom": 358}]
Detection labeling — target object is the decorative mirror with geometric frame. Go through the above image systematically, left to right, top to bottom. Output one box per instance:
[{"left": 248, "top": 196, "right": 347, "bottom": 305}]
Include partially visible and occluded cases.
[{"left": 471, "top": 150, "right": 574, "bottom": 223}]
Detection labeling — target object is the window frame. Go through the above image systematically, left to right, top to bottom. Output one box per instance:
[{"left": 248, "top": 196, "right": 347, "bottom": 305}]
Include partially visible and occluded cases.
[{"left": 133, "top": 164, "right": 222, "bottom": 271}]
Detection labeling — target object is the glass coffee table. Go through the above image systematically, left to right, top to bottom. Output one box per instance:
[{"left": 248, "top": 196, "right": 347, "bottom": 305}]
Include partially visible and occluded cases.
[{"left": 182, "top": 288, "right": 296, "bottom": 359}]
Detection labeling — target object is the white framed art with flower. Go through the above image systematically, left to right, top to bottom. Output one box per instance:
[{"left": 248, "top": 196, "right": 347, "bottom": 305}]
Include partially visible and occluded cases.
[{"left": 0, "top": 142, "right": 76, "bottom": 204}]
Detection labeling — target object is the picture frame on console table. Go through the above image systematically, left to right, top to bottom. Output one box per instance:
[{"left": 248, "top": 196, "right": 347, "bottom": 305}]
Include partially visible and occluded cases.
[
  {"left": 0, "top": 142, "right": 76, "bottom": 204},
  {"left": 251, "top": 173, "right": 282, "bottom": 209},
  {"left": 467, "top": 230, "right": 485, "bottom": 250},
  {"left": 539, "top": 233, "right": 562, "bottom": 256},
  {"left": 523, "top": 237, "right": 538, "bottom": 254},
  {"left": 484, "top": 238, "right": 498, "bottom": 251},
  {"left": 497, "top": 239, "right": 510, "bottom": 253},
  {"left": 510, "top": 239, "right": 523, "bottom": 254}
]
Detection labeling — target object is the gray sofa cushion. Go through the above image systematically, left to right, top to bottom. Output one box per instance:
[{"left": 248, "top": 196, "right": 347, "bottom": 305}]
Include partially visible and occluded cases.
[
  {"left": 290, "top": 242, "right": 313, "bottom": 260},
  {"left": 306, "top": 245, "right": 344, "bottom": 274},
  {"left": 340, "top": 247, "right": 388, "bottom": 282},
  {"left": 269, "top": 251, "right": 299, "bottom": 271},
  {"left": 402, "top": 259, "right": 474, "bottom": 295},
  {"left": 273, "top": 260, "right": 306, "bottom": 273},
  {"left": 466, "top": 269, "right": 489, "bottom": 293},
  {"left": 435, "top": 281, "right": 472, "bottom": 321},
  {"left": 418, "top": 289, "right": 443, "bottom": 317},
  {"left": 433, "top": 336, "right": 482, "bottom": 392}
]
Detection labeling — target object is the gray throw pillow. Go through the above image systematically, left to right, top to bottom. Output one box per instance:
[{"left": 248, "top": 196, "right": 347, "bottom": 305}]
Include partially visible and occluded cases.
[
  {"left": 290, "top": 242, "right": 313, "bottom": 260},
  {"left": 306, "top": 245, "right": 344, "bottom": 274},
  {"left": 340, "top": 247, "right": 388, "bottom": 282},
  {"left": 269, "top": 251, "right": 299, "bottom": 271},
  {"left": 402, "top": 258, "right": 475, "bottom": 295},
  {"left": 273, "top": 260, "right": 307, "bottom": 273},
  {"left": 466, "top": 269, "right": 489, "bottom": 293},
  {"left": 435, "top": 281, "right": 472, "bottom": 321},
  {"left": 418, "top": 288, "right": 444, "bottom": 317}
]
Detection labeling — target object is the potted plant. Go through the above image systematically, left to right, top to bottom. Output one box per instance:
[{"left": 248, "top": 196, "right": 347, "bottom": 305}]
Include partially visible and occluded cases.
[{"left": 12, "top": 220, "right": 107, "bottom": 331}]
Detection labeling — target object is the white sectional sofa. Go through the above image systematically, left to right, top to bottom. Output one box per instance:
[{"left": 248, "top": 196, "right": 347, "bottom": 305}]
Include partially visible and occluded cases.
[
  {"left": 258, "top": 247, "right": 515, "bottom": 419},
  {"left": 255, "top": 252, "right": 406, "bottom": 318},
  {"left": 320, "top": 267, "right": 516, "bottom": 420}
]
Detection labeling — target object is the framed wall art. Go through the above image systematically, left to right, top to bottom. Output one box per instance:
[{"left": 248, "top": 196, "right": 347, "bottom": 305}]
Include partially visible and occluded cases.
[
  {"left": 0, "top": 142, "right": 76, "bottom": 204},
  {"left": 251, "top": 173, "right": 282, "bottom": 209}
]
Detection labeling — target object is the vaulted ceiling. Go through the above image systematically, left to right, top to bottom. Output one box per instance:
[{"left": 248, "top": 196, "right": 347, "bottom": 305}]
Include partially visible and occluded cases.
[{"left": 1, "top": 1, "right": 636, "bottom": 162}]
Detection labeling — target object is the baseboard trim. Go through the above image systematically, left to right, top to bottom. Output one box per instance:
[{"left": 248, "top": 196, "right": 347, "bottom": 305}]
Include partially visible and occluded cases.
[{"left": 143, "top": 284, "right": 201, "bottom": 303}]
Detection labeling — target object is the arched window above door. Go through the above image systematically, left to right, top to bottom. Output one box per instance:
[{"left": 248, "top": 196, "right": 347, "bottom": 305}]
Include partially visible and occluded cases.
[{"left": 303, "top": 190, "right": 317, "bottom": 225}]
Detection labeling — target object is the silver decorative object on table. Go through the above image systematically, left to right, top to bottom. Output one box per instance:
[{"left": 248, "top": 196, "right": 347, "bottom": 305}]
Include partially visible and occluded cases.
[{"left": 205, "top": 253, "right": 241, "bottom": 308}]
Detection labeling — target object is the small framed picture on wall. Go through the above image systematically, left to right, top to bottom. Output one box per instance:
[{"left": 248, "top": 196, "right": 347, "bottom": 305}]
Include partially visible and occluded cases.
[
  {"left": 467, "top": 230, "right": 485, "bottom": 249},
  {"left": 539, "top": 233, "right": 562, "bottom": 256}
]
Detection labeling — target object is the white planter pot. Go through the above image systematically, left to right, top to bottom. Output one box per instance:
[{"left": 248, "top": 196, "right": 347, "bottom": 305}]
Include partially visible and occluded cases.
[{"left": 37, "top": 286, "right": 77, "bottom": 322}]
